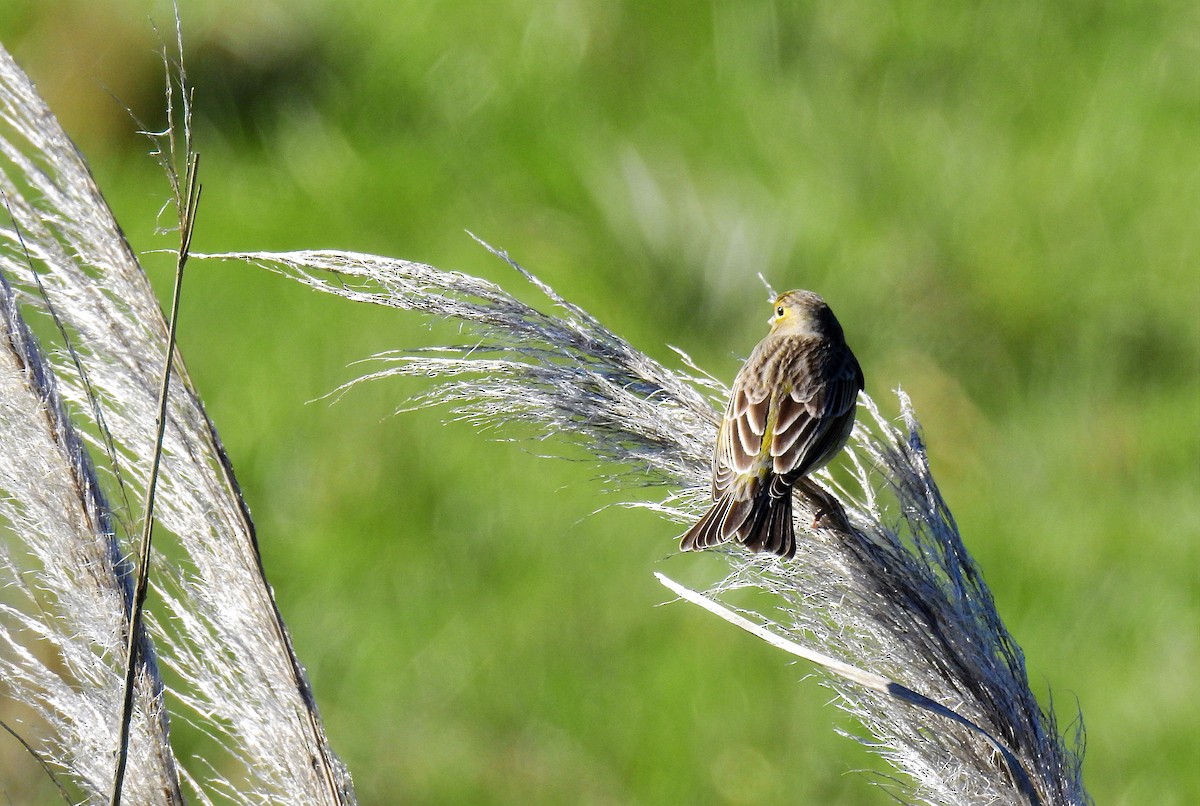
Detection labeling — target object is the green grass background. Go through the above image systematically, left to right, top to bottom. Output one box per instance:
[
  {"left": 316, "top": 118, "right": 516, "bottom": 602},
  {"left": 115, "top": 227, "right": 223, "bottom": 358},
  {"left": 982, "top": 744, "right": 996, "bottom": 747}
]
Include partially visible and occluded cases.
[{"left": 1, "top": 1, "right": 1196, "bottom": 803}]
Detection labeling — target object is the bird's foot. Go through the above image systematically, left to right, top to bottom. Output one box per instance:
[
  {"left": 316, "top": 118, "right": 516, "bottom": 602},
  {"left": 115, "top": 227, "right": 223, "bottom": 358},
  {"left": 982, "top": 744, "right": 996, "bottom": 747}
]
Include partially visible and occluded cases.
[
  {"left": 799, "top": 480, "right": 852, "bottom": 533},
  {"left": 811, "top": 500, "right": 851, "bottom": 532}
]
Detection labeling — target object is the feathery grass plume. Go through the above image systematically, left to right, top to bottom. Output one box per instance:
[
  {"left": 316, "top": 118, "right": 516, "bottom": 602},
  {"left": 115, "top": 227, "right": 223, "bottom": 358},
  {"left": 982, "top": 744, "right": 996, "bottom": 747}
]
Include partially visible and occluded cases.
[
  {"left": 0, "top": 30, "right": 354, "bottom": 804},
  {"left": 201, "top": 242, "right": 1091, "bottom": 805},
  {"left": 0, "top": 256, "right": 183, "bottom": 802}
]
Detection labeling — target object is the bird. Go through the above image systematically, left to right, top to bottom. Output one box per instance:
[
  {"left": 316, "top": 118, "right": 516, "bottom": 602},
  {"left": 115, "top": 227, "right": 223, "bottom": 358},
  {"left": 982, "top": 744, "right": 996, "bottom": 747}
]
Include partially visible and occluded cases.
[{"left": 680, "top": 290, "right": 864, "bottom": 559}]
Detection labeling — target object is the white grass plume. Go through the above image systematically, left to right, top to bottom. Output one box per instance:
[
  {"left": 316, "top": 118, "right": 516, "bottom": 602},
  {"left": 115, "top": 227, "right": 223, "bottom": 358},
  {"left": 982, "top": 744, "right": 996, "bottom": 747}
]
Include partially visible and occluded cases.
[
  {"left": 0, "top": 35, "right": 353, "bottom": 804},
  {"left": 201, "top": 241, "right": 1092, "bottom": 805},
  {"left": 0, "top": 255, "right": 183, "bottom": 802}
]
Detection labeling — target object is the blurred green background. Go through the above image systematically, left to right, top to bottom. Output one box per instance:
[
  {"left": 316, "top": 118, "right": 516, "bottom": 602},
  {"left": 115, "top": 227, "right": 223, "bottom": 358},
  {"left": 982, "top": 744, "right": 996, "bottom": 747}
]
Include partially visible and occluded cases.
[{"left": 1, "top": 1, "right": 1196, "bottom": 803}]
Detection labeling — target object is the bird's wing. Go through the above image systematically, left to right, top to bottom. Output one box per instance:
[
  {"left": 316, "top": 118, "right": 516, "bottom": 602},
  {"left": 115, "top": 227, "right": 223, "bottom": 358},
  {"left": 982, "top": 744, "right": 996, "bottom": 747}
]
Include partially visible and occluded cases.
[
  {"left": 771, "top": 344, "right": 863, "bottom": 477},
  {"left": 712, "top": 370, "right": 772, "bottom": 499}
]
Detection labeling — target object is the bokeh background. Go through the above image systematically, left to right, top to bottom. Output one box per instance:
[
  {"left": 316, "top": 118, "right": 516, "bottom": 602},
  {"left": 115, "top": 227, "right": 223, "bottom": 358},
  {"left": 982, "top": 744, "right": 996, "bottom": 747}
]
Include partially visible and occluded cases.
[{"left": 1, "top": 1, "right": 1196, "bottom": 803}]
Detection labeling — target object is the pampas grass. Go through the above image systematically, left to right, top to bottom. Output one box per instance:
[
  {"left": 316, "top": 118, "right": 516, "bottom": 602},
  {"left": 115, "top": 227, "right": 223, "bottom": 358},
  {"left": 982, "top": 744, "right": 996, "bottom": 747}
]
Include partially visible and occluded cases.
[
  {"left": 0, "top": 13, "right": 1092, "bottom": 805},
  {"left": 0, "top": 28, "right": 353, "bottom": 804},
  {"left": 199, "top": 242, "right": 1091, "bottom": 805}
]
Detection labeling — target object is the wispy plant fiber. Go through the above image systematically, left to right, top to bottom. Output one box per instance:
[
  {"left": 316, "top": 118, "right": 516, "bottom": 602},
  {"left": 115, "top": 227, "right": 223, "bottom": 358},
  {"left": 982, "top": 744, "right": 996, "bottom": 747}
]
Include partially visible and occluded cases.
[
  {"left": 0, "top": 37, "right": 353, "bottom": 803},
  {"left": 202, "top": 243, "right": 1091, "bottom": 805},
  {"left": 0, "top": 247, "right": 183, "bottom": 803}
]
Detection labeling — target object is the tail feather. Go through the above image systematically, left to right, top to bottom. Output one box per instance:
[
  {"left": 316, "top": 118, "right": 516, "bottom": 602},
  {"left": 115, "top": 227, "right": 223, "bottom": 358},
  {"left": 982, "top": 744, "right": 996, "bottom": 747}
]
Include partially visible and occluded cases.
[
  {"left": 681, "top": 488, "right": 795, "bottom": 559},
  {"left": 741, "top": 489, "right": 795, "bottom": 558},
  {"left": 680, "top": 496, "right": 753, "bottom": 551},
  {"left": 679, "top": 500, "right": 723, "bottom": 551}
]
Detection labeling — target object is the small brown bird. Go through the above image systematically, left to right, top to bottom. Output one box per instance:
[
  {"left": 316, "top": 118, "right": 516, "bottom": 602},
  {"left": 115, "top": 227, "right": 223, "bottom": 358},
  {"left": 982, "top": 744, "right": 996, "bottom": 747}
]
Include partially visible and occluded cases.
[{"left": 680, "top": 290, "right": 864, "bottom": 559}]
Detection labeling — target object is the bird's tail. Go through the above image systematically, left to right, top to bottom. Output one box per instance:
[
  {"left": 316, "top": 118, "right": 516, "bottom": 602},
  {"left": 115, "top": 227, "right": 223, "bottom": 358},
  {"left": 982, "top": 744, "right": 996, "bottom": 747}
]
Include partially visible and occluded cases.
[
  {"left": 680, "top": 486, "right": 795, "bottom": 559},
  {"left": 742, "top": 486, "right": 796, "bottom": 559},
  {"left": 680, "top": 495, "right": 751, "bottom": 552}
]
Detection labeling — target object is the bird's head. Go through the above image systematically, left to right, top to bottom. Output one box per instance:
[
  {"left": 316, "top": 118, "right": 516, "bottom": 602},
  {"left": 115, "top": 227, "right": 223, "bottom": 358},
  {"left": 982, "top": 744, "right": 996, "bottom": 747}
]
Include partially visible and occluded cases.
[{"left": 768, "top": 290, "right": 844, "bottom": 339}]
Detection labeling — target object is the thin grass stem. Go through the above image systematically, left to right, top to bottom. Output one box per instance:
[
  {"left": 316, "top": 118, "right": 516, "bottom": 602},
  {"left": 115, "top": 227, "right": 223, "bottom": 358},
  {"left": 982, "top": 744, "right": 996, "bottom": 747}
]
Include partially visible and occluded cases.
[{"left": 109, "top": 153, "right": 199, "bottom": 806}]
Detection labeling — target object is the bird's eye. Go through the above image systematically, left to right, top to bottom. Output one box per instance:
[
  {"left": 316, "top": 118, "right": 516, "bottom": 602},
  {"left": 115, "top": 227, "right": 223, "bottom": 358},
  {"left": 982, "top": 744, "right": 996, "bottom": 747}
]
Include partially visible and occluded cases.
[{"left": 776, "top": 306, "right": 785, "bottom": 317}]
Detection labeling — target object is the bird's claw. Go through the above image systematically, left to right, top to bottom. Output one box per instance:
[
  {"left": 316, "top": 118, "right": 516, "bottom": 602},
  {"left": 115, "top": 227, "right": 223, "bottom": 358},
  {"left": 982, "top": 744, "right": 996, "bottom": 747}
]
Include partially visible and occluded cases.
[{"left": 809, "top": 494, "right": 852, "bottom": 533}]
